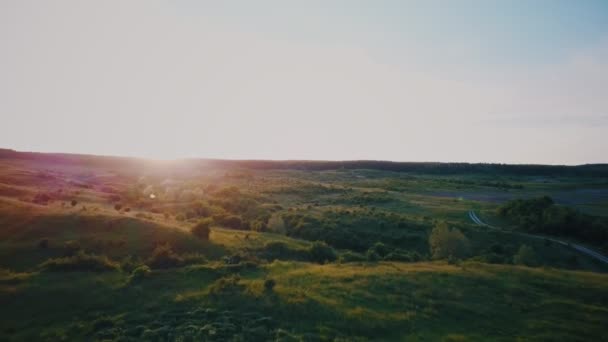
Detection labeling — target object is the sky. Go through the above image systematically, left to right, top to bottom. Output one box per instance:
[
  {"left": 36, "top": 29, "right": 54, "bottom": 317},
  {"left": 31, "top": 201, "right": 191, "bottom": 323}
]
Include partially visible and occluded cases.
[{"left": 1, "top": 0, "right": 607, "bottom": 164}]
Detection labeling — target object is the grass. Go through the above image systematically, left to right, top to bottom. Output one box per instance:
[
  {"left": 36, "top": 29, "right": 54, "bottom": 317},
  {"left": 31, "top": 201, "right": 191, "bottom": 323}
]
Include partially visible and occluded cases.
[
  {"left": 0, "top": 153, "right": 607, "bottom": 340},
  {"left": 2, "top": 261, "right": 607, "bottom": 341}
]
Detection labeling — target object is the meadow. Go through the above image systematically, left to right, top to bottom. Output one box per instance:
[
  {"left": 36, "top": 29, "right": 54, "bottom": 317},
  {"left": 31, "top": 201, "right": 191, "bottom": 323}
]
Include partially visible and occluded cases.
[{"left": 0, "top": 149, "right": 607, "bottom": 341}]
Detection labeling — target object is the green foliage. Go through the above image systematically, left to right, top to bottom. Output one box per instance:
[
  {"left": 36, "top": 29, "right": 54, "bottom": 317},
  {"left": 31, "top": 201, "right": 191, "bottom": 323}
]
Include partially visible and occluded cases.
[
  {"left": 498, "top": 196, "right": 608, "bottom": 246},
  {"left": 191, "top": 218, "right": 212, "bottom": 240},
  {"left": 429, "top": 222, "right": 470, "bottom": 260},
  {"left": 308, "top": 241, "right": 337, "bottom": 264},
  {"left": 369, "top": 242, "right": 391, "bottom": 258},
  {"left": 147, "top": 244, "right": 183, "bottom": 269},
  {"left": 513, "top": 244, "right": 539, "bottom": 267},
  {"left": 365, "top": 249, "right": 380, "bottom": 262},
  {"left": 40, "top": 251, "right": 119, "bottom": 272},
  {"left": 338, "top": 251, "right": 367, "bottom": 263},
  {"left": 120, "top": 256, "right": 144, "bottom": 273},
  {"left": 128, "top": 265, "right": 151, "bottom": 283},
  {"left": 207, "top": 275, "right": 245, "bottom": 296},
  {"left": 264, "top": 278, "right": 276, "bottom": 292}
]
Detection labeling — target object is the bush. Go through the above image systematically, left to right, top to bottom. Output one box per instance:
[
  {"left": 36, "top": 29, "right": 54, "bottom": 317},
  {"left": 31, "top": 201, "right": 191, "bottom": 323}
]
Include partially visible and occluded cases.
[
  {"left": 71, "top": 200, "right": 78, "bottom": 207},
  {"left": 114, "top": 204, "right": 122, "bottom": 211},
  {"left": 191, "top": 218, "right": 213, "bottom": 240},
  {"left": 251, "top": 220, "right": 267, "bottom": 232},
  {"left": 429, "top": 222, "right": 470, "bottom": 260},
  {"left": 308, "top": 241, "right": 337, "bottom": 264},
  {"left": 369, "top": 242, "right": 391, "bottom": 258},
  {"left": 147, "top": 244, "right": 183, "bottom": 269},
  {"left": 513, "top": 244, "right": 538, "bottom": 267},
  {"left": 365, "top": 249, "right": 380, "bottom": 262},
  {"left": 40, "top": 251, "right": 119, "bottom": 272},
  {"left": 339, "top": 251, "right": 367, "bottom": 263},
  {"left": 182, "top": 253, "right": 208, "bottom": 265},
  {"left": 120, "top": 256, "right": 144, "bottom": 273},
  {"left": 128, "top": 265, "right": 151, "bottom": 283},
  {"left": 208, "top": 275, "right": 245, "bottom": 296},
  {"left": 264, "top": 278, "right": 276, "bottom": 292}
]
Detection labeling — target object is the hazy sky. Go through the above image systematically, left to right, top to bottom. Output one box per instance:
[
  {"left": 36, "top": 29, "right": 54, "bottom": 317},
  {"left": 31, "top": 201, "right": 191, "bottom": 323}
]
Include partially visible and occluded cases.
[{"left": 1, "top": 1, "right": 607, "bottom": 164}]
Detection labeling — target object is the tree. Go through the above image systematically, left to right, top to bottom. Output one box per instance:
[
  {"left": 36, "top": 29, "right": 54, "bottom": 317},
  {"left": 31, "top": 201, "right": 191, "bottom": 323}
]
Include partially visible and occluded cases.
[
  {"left": 191, "top": 218, "right": 212, "bottom": 240},
  {"left": 429, "top": 222, "right": 470, "bottom": 260},
  {"left": 308, "top": 241, "right": 337, "bottom": 264},
  {"left": 147, "top": 244, "right": 183, "bottom": 269},
  {"left": 513, "top": 244, "right": 538, "bottom": 267}
]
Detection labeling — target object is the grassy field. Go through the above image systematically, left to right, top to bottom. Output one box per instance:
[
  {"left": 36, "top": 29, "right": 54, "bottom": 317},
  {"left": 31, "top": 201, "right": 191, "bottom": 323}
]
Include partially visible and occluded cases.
[{"left": 0, "top": 150, "right": 607, "bottom": 340}]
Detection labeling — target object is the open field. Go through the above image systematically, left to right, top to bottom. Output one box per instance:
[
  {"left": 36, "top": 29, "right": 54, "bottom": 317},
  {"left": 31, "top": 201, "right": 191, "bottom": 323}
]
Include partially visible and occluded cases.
[{"left": 1, "top": 149, "right": 607, "bottom": 340}]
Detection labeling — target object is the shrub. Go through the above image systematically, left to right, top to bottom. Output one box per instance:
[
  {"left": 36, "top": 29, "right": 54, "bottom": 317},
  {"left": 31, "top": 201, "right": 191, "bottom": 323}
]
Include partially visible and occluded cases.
[
  {"left": 71, "top": 200, "right": 78, "bottom": 207},
  {"left": 114, "top": 204, "right": 122, "bottom": 211},
  {"left": 124, "top": 207, "right": 131, "bottom": 212},
  {"left": 191, "top": 218, "right": 212, "bottom": 240},
  {"left": 251, "top": 220, "right": 267, "bottom": 232},
  {"left": 429, "top": 222, "right": 470, "bottom": 260},
  {"left": 308, "top": 241, "right": 337, "bottom": 264},
  {"left": 369, "top": 242, "right": 391, "bottom": 258},
  {"left": 147, "top": 244, "right": 183, "bottom": 269},
  {"left": 513, "top": 244, "right": 538, "bottom": 267},
  {"left": 365, "top": 249, "right": 380, "bottom": 262},
  {"left": 40, "top": 251, "right": 119, "bottom": 272},
  {"left": 339, "top": 251, "right": 367, "bottom": 263},
  {"left": 182, "top": 253, "right": 208, "bottom": 265},
  {"left": 120, "top": 256, "right": 144, "bottom": 273},
  {"left": 128, "top": 265, "right": 151, "bottom": 283},
  {"left": 208, "top": 275, "right": 245, "bottom": 296},
  {"left": 264, "top": 278, "right": 276, "bottom": 292}
]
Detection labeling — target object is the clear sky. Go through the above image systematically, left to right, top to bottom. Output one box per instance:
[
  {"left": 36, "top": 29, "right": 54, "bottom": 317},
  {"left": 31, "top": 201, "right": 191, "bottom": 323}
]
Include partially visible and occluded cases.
[{"left": 1, "top": 1, "right": 607, "bottom": 164}]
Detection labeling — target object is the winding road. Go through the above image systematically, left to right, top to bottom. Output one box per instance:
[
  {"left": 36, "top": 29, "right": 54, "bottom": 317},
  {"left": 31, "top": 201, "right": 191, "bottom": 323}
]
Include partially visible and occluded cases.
[{"left": 468, "top": 210, "right": 608, "bottom": 265}]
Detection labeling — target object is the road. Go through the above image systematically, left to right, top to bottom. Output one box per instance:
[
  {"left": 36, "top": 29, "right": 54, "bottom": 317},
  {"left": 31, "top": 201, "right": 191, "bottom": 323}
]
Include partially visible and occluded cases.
[{"left": 468, "top": 210, "right": 608, "bottom": 265}]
